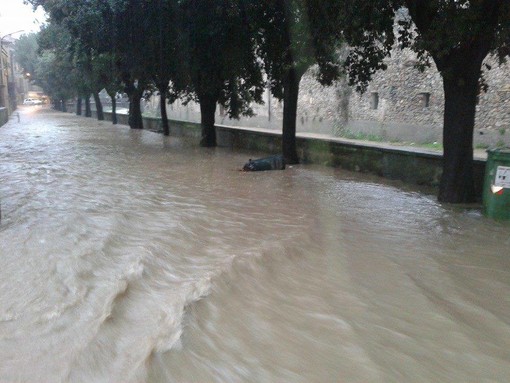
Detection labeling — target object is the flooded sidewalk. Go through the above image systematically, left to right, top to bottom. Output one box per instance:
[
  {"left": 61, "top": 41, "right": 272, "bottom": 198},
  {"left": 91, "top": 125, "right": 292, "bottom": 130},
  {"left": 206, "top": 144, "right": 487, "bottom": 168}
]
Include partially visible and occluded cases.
[{"left": 1, "top": 107, "right": 510, "bottom": 382}]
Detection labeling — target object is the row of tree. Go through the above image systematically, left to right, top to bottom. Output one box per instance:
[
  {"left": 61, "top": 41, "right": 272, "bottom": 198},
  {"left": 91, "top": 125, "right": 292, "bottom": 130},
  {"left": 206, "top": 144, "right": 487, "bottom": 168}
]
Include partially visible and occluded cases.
[{"left": 19, "top": 0, "right": 510, "bottom": 203}]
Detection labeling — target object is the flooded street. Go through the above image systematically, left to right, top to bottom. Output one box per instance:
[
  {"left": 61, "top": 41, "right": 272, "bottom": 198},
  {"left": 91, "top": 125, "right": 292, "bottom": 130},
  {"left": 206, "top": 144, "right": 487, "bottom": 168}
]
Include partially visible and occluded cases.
[{"left": 1, "top": 107, "right": 510, "bottom": 382}]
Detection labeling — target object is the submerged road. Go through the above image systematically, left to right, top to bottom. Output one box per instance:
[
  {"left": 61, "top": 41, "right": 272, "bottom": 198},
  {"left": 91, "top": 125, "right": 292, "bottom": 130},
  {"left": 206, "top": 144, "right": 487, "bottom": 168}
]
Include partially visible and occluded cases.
[{"left": 1, "top": 106, "right": 510, "bottom": 382}]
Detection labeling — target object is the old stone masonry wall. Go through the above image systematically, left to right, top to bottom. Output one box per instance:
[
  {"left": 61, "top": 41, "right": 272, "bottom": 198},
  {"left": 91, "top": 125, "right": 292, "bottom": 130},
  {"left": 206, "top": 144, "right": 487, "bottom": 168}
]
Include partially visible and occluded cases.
[
  {"left": 160, "top": 49, "right": 510, "bottom": 148},
  {"left": 344, "top": 49, "right": 510, "bottom": 147}
]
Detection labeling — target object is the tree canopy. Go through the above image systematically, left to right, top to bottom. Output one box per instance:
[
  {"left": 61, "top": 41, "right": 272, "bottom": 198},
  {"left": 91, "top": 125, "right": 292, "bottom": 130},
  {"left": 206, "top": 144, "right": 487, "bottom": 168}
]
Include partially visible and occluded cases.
[
  {"left": 178, "top": 0, "right": 265, "bottom": 146},
  {"left": 34, "top": 23, "right": 76, "bottom": 110},
  {"left": 13, "top": 33, "right": 39, "bottom": 79}
]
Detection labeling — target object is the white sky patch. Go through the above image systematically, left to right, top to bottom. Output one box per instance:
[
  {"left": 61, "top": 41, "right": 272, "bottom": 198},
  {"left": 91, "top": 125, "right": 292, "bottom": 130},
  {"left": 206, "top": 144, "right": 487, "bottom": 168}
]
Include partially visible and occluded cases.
[{"left": 0, "top": 0, "right": 47, "bottom": 37}]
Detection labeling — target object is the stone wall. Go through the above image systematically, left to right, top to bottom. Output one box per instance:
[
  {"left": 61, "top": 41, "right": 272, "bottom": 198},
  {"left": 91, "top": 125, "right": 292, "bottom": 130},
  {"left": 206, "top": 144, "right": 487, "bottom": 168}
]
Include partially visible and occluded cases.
[
  {"left": 347, "top": 48, "right": 444, "bottom": 143},
  {"left": 144, "top": 49, "right": 510, "bottom": 148},
  {"left": 346, "top": 51, "right": 510, "bottom": 147},
  {"left": 475, "top": 58, "right": 510, "bottom": 146}
]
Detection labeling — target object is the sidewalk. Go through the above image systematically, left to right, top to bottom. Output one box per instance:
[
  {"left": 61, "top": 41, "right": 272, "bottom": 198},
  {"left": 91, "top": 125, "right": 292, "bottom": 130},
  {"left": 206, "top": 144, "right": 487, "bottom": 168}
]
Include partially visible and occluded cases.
[
  {"left": 214, "top": 122, "right": 489, "bottom": 161},
  {"left": 300, "top": 132, "right": 489, "bottom": 161}
]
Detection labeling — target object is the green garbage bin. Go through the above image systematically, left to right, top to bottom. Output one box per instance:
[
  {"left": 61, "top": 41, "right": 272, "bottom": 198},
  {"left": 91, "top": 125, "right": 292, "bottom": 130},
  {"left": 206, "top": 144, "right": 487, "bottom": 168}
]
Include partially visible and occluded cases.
[{"left": 483, "top": 148, "right": 510, "bottom": 220}]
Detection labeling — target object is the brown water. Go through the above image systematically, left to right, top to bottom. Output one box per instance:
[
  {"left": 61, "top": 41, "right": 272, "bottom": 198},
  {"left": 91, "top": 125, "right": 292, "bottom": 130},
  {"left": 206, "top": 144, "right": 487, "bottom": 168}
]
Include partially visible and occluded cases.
[{"left": 1, "top": 107, "right": 510, "bottom": 383}]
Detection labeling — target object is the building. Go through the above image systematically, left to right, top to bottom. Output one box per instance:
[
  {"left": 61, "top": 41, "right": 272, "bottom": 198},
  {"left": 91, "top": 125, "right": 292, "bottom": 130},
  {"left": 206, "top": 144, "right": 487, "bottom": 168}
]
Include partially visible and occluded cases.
[
  {"left": 1, "top": 34, "right": 35, "bottom": 125},
  {"left": 0, "top": 38, "right": 10, "bottom": 113}
]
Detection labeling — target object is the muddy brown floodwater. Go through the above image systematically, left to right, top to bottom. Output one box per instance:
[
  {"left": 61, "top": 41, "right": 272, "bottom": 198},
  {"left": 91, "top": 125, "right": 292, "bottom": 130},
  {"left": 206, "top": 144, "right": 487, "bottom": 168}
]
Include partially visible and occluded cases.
[{"left": 1, "top": 107, "right": 510, "bottom": 382}]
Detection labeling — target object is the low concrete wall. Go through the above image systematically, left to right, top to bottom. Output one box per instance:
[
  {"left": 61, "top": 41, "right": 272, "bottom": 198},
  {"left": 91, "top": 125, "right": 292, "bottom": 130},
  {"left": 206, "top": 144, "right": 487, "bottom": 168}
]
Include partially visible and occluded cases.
[
  {"left": 0, "top": 107, "right": 8, "bottom": 127},
  {"left": 90, "top": 110, "right": 486, "bottom": 199},
  {"left": 216, "top": 124, "right": 486, "bottom": 198}
]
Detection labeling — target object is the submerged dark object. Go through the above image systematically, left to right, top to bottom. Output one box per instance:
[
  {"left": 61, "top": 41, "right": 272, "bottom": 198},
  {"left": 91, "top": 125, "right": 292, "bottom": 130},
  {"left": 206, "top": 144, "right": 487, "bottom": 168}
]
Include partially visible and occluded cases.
[{"left": 243, "top": 154, "right": 286, "bottom": 171}]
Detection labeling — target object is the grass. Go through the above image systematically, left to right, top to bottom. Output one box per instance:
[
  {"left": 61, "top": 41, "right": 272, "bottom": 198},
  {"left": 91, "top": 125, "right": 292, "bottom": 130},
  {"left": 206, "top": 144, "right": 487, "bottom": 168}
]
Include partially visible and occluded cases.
[
  {"left": 337, "top": 127, "right": 446, "bottom": 149},
  {"left": 336, "top": 128, "right": 446, "bottom": 150},
  {"left": 337, "top": 130, "right": 386, "bottom": 142},
  {"left": 419, "top": 142, "right": 443, "bottom": 150}
]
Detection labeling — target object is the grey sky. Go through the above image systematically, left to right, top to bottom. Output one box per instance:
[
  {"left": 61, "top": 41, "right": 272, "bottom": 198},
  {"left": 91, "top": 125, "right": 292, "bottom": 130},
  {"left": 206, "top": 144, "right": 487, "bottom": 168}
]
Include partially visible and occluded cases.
[{"left": 0, "top": 0, "right": 46, "bottom": 37}]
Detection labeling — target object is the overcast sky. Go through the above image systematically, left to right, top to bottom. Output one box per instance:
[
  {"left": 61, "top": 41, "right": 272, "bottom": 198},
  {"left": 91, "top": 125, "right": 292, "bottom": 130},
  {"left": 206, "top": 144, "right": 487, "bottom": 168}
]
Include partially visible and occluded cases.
[{"left": 0, "top": 0, "right": 47, "bottom": 38}]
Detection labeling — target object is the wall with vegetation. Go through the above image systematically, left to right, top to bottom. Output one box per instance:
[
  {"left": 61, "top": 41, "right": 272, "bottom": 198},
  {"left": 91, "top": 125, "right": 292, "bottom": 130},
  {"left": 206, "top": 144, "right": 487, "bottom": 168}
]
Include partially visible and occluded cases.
[{"left": 153, "top": 49, "right": 510, "bottom": 149}]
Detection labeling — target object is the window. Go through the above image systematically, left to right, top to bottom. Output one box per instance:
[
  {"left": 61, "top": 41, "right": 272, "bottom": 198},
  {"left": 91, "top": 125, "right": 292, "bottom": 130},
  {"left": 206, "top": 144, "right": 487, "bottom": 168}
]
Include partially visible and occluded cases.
[
  {"left": 371, "top": 92, "right": 379, "bottom": 109},
  {"left": 419, "top": 92, "right": 430, "bottom": 108}
]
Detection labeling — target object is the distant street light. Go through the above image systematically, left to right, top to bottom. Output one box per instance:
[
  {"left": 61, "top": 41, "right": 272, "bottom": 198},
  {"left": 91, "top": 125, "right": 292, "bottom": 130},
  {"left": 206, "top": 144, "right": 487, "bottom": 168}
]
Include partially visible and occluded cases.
[{"left": 1, "top": 30, "right": 25, "bottom": 38}]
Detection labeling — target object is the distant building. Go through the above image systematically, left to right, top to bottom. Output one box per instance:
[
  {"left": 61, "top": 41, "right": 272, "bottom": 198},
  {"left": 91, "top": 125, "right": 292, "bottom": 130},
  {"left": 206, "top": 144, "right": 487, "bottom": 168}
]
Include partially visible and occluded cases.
[
  {"left": 1, "top": 36, "right": 29, "bottom": 115},
  {"left": 0, "top": 39, "right": 10, "bottom": 113}
]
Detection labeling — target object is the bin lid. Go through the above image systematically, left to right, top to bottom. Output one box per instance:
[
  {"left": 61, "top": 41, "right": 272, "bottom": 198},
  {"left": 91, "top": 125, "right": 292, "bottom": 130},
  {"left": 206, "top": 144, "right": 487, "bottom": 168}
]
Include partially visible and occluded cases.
[{"left": 487, "top": 148, "right": 510, "bottom": 157}]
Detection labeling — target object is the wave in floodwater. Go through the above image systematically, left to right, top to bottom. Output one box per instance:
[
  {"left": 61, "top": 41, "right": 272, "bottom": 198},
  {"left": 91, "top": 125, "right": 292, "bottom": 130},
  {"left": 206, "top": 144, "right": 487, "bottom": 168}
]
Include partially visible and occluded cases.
[{"left": 1, "top": 108, "right": 510, "bottom": 382}]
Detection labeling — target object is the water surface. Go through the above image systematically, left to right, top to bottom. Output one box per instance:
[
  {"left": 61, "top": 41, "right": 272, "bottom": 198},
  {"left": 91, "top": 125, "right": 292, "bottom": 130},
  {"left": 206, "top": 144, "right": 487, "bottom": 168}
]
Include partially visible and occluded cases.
[{"left": 1, "top": 108, "right": 510, "bottom": 382}]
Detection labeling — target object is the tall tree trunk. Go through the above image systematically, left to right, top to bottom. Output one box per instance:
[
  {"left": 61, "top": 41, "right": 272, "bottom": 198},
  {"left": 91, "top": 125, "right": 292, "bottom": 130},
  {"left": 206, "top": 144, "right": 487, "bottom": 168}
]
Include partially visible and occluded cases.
[
  {"left": 438, "top": 67, "right": 480, "bottom": 203},
  {"left": 282, "top": 68, "right": 302, "bottom": 164},
  {"left": 128, "top": 87, "right": 144, "bottom": 129},
  {"left": 159, "top": 89, "right": 170, "bottom": 136},
  {"left": 93, "top": 92, "right": 104, "bottom": 121},
  {"left": 110, "top": 94, "right": 117, "bottom": 125},
  {"left": 199, "top": 95, "right": 217, "bottom": 147},
  {"left": 85, "top": 96, "right": 92, "bottom": 117},
  {"left": 76, "top": 97, "right": 82, "bottom": 116},
  {"left": 61, "top": 100, "right": 67, "bottom": 113}
]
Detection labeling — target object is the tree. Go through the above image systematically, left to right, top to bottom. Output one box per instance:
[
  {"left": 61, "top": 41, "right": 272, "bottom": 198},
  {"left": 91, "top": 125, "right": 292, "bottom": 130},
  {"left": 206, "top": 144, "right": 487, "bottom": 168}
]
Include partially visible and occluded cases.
[
  {"left": 28, "top": 0, "right": 123, "bottom": 123},
  {"left": 109, "top": 0, "right": 152, "bottom": 130},
  {"left": 144, "top": 0, "right": 182, "bottom": 136},
  {"left": 179, "top": 0, "right": 265, "bottom": 146},
  {"left": 246, "top": 0, "right": 344, "bottom": 163},
  {"left": 338, "top": 0, "right": 510, "bottom": 203},
  {"left": 35, "top": 25, "right": 76, "bottom": 111},
  {"left": 13, "top": 33, "right": 39, "bottom": 79},
  {"left": 35, "top": 51, "right": 74, "bottom": 110},
  {"left": 92, "top": 52, "right": 122, "bottom": 124},
  {"left": 72, "top": 54, "right": 93, "bottom": 117}
]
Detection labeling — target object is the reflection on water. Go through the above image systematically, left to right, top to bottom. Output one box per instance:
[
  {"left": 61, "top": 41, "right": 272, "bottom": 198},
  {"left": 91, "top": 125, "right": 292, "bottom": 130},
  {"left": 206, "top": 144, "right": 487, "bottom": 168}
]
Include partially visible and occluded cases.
[{"left": 1, "top": 108, "right": 510, "bottom": 382}]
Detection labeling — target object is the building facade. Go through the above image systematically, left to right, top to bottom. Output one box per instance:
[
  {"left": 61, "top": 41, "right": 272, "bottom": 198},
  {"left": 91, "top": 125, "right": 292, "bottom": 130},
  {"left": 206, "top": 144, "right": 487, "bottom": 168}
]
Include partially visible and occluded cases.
[{"left": 1, "top": 36, "right": 29, "bottom": 117}]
